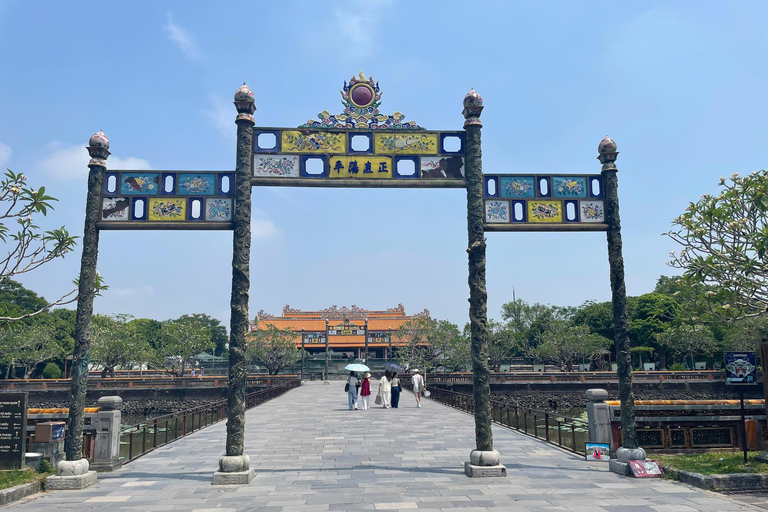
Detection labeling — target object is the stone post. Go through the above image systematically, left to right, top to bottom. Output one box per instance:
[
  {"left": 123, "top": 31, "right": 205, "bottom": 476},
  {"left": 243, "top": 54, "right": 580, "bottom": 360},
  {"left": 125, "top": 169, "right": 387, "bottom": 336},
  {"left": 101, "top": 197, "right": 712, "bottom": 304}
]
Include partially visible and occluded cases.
[
  {"left": 213, "top": 83, "right": 255, "bottom": 485},
  {"left": 462, "top": 90, "right": 506, "bottom": 478},
  {"left": 49, "top": 131, "right": 108, "bottom": 490},
  {"left": 599, "top": 137, "right": 645, "bottom": 475},
  {"left": 324, "top": 319, "right": 330, "bottom": 383},
  {"left": 754, "top": 339, "right": 768, "bottom": 463},
  {"left": 585, "top": 389, "right": 612, "bottom": 447},
  {"left": 91, "top": 396, "right": 123, "bottom": 471}
]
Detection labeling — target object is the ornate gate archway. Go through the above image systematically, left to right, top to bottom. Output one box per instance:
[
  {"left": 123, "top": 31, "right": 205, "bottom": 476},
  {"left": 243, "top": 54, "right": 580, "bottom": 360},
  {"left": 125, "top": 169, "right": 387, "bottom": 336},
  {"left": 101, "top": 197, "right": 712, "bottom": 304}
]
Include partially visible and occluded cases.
[{"left": 61, "top": 72, "right": 638, "bottom": 486}]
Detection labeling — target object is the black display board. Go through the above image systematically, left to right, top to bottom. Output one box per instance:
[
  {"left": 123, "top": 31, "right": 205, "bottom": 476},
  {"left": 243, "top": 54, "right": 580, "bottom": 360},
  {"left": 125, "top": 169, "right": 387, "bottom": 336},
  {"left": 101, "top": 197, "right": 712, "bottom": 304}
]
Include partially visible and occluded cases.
[{"left": 0, "top": 392, "right": 27, "bottom": 470}]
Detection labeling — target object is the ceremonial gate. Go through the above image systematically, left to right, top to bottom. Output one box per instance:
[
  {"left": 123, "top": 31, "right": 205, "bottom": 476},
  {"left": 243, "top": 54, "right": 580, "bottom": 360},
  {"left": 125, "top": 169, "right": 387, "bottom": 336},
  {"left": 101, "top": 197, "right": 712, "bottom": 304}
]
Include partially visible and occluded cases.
[{"left": 59, "top": 72, "right": 640, "bottom": 485}]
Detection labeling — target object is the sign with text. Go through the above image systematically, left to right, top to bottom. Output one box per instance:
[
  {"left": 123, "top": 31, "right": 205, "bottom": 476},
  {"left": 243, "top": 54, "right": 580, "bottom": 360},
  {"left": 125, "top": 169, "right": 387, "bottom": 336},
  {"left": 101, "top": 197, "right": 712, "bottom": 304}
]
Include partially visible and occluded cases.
[
  {"left": 725, "top": 351, "right": 757, "bottom": 385},
  {"left": 0, "top": 392, "right": 27, "bottom": 470},
  {"left": 628, "top": 460, "right": 663, "bottom": 478}
]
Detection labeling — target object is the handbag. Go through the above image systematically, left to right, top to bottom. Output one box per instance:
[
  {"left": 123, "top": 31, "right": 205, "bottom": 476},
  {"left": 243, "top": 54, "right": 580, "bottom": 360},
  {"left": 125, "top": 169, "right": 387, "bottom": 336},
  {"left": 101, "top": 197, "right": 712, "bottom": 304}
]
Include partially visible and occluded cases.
[
  {"left": 344, "top": 382, "right": 350, "bottom": 392},
  {"left": 374, "top": 393, "right": 382, "bottom": 405}
]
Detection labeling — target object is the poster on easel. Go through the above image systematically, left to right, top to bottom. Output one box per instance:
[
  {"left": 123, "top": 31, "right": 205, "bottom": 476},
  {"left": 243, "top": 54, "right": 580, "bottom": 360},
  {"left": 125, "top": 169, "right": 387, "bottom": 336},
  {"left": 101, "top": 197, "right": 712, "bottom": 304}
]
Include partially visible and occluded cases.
[{"left": 585, "top": 443, "right": 610, "bottom": 462}]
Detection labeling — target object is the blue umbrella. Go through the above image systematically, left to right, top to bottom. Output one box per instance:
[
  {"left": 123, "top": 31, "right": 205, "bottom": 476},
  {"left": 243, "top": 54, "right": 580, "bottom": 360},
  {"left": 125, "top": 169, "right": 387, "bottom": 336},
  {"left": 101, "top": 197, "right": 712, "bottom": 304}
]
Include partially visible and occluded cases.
[
  {"left": 383, "top": 362, "right": 403, "bottom": 373},
  {"left": 345, "top": 363, "right": 370, "bottom": 372}
]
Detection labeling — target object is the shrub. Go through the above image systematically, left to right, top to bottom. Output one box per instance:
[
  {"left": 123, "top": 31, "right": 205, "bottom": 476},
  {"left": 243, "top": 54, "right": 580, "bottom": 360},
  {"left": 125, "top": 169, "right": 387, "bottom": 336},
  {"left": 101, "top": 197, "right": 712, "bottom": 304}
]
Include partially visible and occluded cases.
[
  {"left": 42, "top": 363, "right": 61, "bottom": 379},
  {"left": 669, "top": 363, "right": 686, "bottom": 371},
  {"left": 37, "top": 458, "right": 53, "bottom": 474}
]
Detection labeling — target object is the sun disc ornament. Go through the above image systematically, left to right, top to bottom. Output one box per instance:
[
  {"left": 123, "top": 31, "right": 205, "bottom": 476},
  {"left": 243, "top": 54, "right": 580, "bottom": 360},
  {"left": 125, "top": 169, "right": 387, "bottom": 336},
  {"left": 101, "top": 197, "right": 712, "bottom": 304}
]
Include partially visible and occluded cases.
[{"left": 300, "top": 71, "right": 423, "bottom": 130}]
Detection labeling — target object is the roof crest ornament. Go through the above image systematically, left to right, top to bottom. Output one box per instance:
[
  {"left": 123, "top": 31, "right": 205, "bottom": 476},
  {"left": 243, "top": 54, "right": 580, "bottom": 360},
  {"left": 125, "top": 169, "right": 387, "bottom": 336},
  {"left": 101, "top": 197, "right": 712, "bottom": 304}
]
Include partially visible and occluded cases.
[{"left": 299, "top": 71, "right": 424, "bottom": 130}]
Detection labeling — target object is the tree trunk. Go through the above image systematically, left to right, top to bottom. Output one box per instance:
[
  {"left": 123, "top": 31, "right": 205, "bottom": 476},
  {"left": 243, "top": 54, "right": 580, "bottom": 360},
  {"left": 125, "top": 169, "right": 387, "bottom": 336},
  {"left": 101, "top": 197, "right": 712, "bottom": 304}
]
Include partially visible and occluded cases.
[{"left": 101, "top": 367, "right": 108, "bottom": 378}]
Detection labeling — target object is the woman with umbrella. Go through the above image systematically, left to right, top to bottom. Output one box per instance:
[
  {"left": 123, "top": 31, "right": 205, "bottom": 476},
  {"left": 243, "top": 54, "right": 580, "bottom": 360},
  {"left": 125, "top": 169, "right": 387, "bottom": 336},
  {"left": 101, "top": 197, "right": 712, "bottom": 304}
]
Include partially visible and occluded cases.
[{"left": 384, "top": 363, "right": 403, "bottom": 409}]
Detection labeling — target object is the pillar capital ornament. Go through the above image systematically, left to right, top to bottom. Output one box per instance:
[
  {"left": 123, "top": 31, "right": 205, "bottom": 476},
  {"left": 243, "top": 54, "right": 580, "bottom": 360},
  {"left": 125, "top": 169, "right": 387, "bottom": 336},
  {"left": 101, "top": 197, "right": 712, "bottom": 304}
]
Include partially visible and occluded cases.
[
  {"left": 234, "top": 83, "right": 256, "bottom": 124},
  {"left": 462, "top": 89, "right": 484, "bottom": 128},
  {"left": 87, "top": 131, "right": 110, "bottom": 168},
  {"left": 597, "top": 136, "right": 619, "bottom": 171}
]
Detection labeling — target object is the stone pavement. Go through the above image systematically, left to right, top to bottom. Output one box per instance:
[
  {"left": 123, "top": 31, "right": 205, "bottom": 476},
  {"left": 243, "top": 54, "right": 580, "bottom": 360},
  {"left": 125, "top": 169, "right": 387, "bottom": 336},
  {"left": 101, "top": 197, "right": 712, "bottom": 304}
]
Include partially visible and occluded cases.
[{"left": 7, "top": 381, "right": 767, "bottom": 511}]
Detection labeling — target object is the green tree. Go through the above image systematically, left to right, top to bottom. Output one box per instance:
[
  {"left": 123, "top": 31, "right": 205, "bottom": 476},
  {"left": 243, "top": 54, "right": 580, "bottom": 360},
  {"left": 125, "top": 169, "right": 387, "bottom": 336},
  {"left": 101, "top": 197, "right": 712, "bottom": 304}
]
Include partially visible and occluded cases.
[
  {"left": 0, "top": 170, "right": 82, "bottom": 323},
  {"left": 666, "top": 171, "right": 768, "bottom": 320},
  {"left": 178, "top": 313, "right": 228, "bottom": 356},
  {"left": 91, "top": 314, "right": 151, "bottom": 378},
  {"left": 150, "top": 317, "right": 214, "bottom": 376},
  {"left": 130, "top": 318, "right": 165, "bottom": 349},
  {"left": 536, "top": 321, "right": 612, "bottom": 371},
  {"left": 0, "top": 323, "right": 66, "bottom": 378},
  {"left": 246, "top": 324, "right": 302, "bottom": 375},
  {"left": 656, "top": 325, "right": 719, "bottom": 370},
  {"left": 42, "top": 362, "right": 61, "bottom": 379}
]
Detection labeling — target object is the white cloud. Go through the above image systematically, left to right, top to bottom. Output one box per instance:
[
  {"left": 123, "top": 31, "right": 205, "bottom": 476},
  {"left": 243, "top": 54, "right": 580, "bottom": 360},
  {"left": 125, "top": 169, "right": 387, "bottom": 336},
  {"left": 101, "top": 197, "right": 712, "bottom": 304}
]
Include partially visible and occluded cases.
[
  {"left": 334, "top": 0, "right": 392, "bottom": 57},
  {"left": 164, "top": 12, "right": 198, "bottom": 59},
  {"left": 203, "top": 94, "right": 234, "bottom": 139},
  {"left": 0, "top": 142, "right": 11, "bottom": 168},
  {"left": 37, "top": 142, "right": 151, "bottom": 181},
  {"left": 253, "top": 218, "right": 278, "bottom": 239},
  {"left": 112, "top": 285, "right": 154, "bottom": 298}
]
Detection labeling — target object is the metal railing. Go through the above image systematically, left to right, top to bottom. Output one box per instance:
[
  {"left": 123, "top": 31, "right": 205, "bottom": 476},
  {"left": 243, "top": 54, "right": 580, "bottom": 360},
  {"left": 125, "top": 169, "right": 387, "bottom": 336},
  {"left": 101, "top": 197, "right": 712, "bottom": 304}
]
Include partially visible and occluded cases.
[
  {"left": 423, "top": 370, "right": 728, "bottom": 385},
  {"left": 0, "top": 375, "right": 299, "bottom": 391},
  {"left": 119, "top": 379, "right": 299, "bottom": 463},
  {"left": 422, "top": 385, "right": 589, "bottom": 455}
]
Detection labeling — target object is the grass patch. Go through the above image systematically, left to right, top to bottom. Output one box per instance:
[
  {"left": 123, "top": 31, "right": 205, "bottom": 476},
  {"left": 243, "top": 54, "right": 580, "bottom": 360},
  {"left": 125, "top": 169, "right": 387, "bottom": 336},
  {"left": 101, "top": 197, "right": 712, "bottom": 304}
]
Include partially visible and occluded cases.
[
  {"left": 656, "top": 452, "right": 768, "bottom": 475},
  {"left": 0, "top": 469, "right": 49, "bottom": 490}
]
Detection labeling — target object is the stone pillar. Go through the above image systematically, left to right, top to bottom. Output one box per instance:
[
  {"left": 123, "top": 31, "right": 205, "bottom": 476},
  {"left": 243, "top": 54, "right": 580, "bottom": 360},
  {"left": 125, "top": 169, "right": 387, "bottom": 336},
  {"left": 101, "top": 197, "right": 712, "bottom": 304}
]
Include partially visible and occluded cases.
[
  {"left": 213, "top": 83, "right": 255, "bottom": 485},
  {"left": 462, "top": 90, "right": 505, "bottom": 478},
  {"left": 50, "top": 131, "right": 109, "bottom": 490},
  {"left": 599, "top": 137, "right": 645, "bottom": 475},
  {"left": 324, "top": 319, "right": 330, "bottom": 383},
  {"left": 754, "top": 339, "right": 768, "bottom": 463},
  {"left": 585, "top": 389, "right": 612, "bottom": 447},
  {"left": 91, "top": 396, "right": 123, "bottom": 471}
]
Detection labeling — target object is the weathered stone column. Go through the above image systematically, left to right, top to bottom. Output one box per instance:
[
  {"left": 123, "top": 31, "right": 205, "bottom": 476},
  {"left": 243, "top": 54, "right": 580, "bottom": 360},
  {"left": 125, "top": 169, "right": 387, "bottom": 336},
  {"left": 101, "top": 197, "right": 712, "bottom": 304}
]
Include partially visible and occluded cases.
[
  {"left": 213, "top": 83, "right": 255, "bottom": 485},
  {"left": 462, "top": 90, "right": 505, "bottom": 478},
  {"left": 49, "top": 131, "right": 108, "bottom": 490},
  {"left": 600, "top": 137, "right": 645, "bottom": 475},
  {"left": 91, "top": 396, "right": 123, "bottom": 472}
]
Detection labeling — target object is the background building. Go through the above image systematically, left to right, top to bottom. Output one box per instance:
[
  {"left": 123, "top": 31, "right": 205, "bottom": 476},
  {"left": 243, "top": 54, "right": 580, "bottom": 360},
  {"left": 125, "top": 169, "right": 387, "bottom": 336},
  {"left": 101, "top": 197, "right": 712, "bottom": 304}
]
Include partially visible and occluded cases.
[{"left": 253, "top": 304, "right": 430, "bottom": 360}]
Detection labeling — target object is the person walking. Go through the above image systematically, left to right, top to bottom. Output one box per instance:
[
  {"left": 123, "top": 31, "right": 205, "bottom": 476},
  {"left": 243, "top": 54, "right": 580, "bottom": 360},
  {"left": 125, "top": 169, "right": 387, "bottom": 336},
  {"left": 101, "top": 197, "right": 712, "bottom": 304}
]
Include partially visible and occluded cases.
[
  {"left": 411, "top": 369, "right": 425, "bottom": 408},
  {"left": 378, "top": 370, "right": 392, "bottom": 409},
  {"left": 346, "top": 371, "right": 359, "bottom": 410},
  {"left": 359, "top": 372, "right": 372, "bottom": 410},
  {"left": 390, "top": 372, "right": 401, "bottom": 408}
]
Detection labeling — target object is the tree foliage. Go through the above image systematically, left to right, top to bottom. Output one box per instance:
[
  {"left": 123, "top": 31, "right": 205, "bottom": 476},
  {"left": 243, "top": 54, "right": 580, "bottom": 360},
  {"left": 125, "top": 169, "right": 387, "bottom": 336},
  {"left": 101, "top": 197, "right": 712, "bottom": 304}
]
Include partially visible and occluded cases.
[
  {"left": 666, "top": 171, "right": 768, "bottom": 320},
  {"left": 91, "top": 314, "right": 151, "bottom": 377},
  {"left": 149, "top": 317, "right": 214, "bottom": 376},
  {"left": 247, "top": 324, "right": 302, "bottom": 375}
]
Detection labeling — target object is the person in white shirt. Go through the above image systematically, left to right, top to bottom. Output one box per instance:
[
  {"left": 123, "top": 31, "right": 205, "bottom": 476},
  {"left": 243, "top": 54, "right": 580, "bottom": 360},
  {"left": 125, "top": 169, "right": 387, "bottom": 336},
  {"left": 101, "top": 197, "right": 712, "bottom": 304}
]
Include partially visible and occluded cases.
[
  {"left": 411, "top": 369, "right": 425, "bottom": 408},
  {"left": 378, "top": 370, "right": 392, "bottom": 409}
]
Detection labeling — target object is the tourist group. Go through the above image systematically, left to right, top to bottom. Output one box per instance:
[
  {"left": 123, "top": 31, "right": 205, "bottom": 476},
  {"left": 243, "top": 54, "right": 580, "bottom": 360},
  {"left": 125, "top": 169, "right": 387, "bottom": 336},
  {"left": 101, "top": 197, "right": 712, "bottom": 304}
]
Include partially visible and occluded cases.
[{"left": 345, "top": 369, "right": 427, "bottom": 410}]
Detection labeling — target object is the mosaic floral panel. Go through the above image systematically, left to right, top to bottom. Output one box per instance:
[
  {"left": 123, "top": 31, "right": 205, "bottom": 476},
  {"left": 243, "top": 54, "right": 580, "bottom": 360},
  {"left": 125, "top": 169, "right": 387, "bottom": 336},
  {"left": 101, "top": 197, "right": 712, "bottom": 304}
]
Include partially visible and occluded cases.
[
  {"left": 281, "top": 131, "right": 346, "bottom": 153},
  {"left": 374, "top": 133, "right": 438, "bottom": 154},
  {"left": 254, "top": 155, "right": 300, "bottom": 177},
  {"left": 329, "top": 156, "right": 393, "bottom": 179},
  {"left": 420, "top": 156, "right": 465, "bottom": 179},
  {"left": 120, "top": 173, "right": 159, "bottom": 195},
  {"left": 177, "top": 174, "right": 216, "bottom": 195},
  {"left": 499, "top": 177, "right": 535, "bottom": 198},
  {"left": 552, "top": 177, "right": 588, "bottom": 198},
  {"left": 101, "top": 197, "right": 129, "bottom": 221},
  {"left": 148, "top": 198, "right": 186, "bottom": 221},
  {"left": 205, "top": 198, "right": 233, "bottom": 221},
  {"left": 485, "top": 200, "right": 510, "bottom": 223},
  {"left": 528, "top": 200, "right": 563, "bottom": 223},
  {"left": 579, "top": 201, "right": 605, "bottom": 223}
]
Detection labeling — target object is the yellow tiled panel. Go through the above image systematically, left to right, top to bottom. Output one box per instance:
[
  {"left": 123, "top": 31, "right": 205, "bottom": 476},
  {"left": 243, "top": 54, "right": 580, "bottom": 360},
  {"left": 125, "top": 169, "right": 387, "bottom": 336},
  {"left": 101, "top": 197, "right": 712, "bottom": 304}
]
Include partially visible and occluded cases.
[
  {"left": 281, "top": 131, "right": 346, "bottom": 153},
  {"left": 374, "top": 133, "right": 438, "bottom": 154},
  {"left": 329, "top": 156, "right": 392, "bottom": 179}
]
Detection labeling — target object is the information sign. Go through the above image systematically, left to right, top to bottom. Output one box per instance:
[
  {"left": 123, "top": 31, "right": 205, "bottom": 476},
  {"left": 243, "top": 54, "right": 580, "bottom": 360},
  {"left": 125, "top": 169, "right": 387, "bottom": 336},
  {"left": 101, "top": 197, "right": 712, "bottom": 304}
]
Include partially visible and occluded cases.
[
  {"left": 725, "top": 352, "right": 757, "bottom": 385},
  {"left": 0, "top": 392, "right": 27, "bottom": 470},
  {"left": 628, "top": 460, "right": 663, "bottom": 478}
]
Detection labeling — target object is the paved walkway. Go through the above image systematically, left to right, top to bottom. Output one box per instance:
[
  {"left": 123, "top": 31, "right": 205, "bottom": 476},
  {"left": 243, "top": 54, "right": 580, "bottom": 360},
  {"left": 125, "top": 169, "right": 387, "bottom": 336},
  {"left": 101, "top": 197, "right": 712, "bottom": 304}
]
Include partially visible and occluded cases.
[{"left": 8, "top": 381, "right": 767, "bottom": 511}]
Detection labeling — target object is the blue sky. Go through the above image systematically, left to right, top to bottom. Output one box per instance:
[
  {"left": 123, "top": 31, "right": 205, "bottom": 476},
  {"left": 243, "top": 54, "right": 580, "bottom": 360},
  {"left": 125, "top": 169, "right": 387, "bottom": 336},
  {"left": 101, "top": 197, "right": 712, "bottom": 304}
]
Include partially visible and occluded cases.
[{"left": 1, "top": 1, "right": 767, "bottom": 329}]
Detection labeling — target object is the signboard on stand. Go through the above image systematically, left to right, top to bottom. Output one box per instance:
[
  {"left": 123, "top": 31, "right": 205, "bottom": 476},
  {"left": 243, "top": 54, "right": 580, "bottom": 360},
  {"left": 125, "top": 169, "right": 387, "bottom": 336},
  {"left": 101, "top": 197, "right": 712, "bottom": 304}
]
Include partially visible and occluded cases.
[
  {"left": 725, "top": 352, "right": 757, "bottom": 385},
  {"left": 0, "top": 392, "right": 28, "bottom": 470}
]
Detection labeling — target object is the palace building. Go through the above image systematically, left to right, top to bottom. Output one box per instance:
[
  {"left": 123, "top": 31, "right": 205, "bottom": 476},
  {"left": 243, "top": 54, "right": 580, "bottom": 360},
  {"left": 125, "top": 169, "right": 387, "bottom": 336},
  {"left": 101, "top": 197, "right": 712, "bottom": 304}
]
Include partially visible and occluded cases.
[{"left": 253, "top": 304, "right": 430, "bottom": 359}]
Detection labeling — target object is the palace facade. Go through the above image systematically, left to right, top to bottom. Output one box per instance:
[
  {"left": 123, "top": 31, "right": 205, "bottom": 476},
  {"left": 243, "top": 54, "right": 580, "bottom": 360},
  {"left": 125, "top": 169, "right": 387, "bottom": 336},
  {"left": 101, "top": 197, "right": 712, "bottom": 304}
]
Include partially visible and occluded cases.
[{"left": 253, "top": 304, "right": 430, "bottom": 359}]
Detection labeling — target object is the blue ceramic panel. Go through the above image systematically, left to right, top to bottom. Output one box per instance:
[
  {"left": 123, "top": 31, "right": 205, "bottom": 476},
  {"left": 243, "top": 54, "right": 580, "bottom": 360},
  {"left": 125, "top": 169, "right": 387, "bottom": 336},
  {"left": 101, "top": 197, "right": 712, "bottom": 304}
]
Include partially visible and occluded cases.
[
  {"left": 253, "top": 130, "right": 281, "bottom": 152},
  {"left": 348, "top": 132, "right": 373, "bottom": 154},
  {"left": 439, "top": 132, "right": 465, "bottom": 155},
  {"left": 301, "top": 155, "right": 328, "bottom": 177},
  {"left": 394, "top": 156, "right": 419, "bottom": 178},
  {"left": 104, "top": 173, "right": 119, "bottom": 194},
  {"left": 121, "top": 173, "right": 159, "bottom": 195},
  {"left": 160, "top": 173, "right": 176, "bottom": 195},
  {"left": 177, "top": 174, "right": 216, "bottom": 195},
  {"left": 589, "top": 176, "right": 603, "bottom": 198},
  {"left": 499, "top": 177, "right": 535, "bottom": 198},
  {"left": 552, "top": 177, "right": 588, "bottom": 198},
  {"left": 130, "top": 197, "right": 147, "bottom": 220},
  {"left": 188, "top": 198, "right": 204, "bottom": 221},
  {"left": 206, "top": 198, "right": 233, "bottom": 221},
  {"left": 484, "top": 200, "right": 510, "bottom": 223},
  {"left": 510, "top": 200, "right": 527, "bottom": 222},
  {"left": 564, "top": 200, "right": 579, "bottom": 222}
]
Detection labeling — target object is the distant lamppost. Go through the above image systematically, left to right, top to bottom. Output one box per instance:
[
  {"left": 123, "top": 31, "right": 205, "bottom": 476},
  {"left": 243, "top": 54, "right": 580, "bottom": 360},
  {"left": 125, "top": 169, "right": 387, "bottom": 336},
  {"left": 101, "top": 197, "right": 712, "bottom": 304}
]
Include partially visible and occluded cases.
[
  {"left": 324, "top": 319, "right": 330, "bottom": 382},
  {"left": 388, "top": 327, "right": 392, "bottom": 362},
  {"left": 301, "top": 328, "right": 306, "bottom": 379}
]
